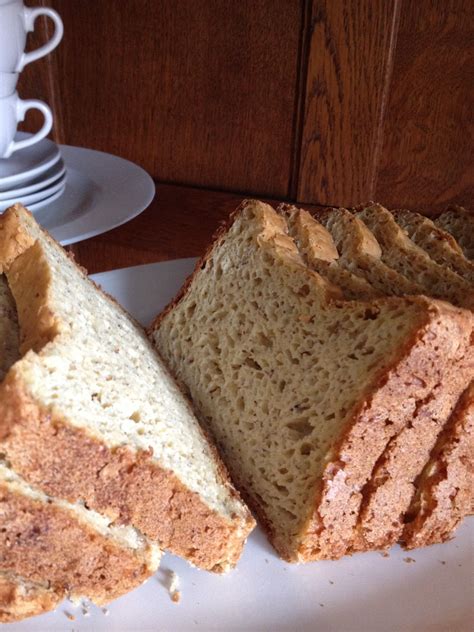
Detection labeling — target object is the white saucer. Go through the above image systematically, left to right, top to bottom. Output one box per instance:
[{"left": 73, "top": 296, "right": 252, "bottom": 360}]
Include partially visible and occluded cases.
[
  {"left": 0, "top": 133, "right": 61, "bottom": 190},
  {"left": 33, "top": 144, "right": 155, "bottom": 245},
  {"left": 0, "top": 159, "right": 66, "bottom": 201},
  {"left": 0, "top": 171, "right": 67, "bottom": 211},
  {"left": 29, "top": 180, "right": 66, "bottom": 211}
]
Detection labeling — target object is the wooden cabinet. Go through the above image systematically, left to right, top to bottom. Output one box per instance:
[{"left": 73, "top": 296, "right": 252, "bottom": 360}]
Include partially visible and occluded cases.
[{"left": 21, "top": 0, "right": 473, "bottom": 213}]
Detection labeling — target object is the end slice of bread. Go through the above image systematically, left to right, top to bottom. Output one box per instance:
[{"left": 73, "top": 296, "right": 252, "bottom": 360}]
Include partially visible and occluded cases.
[
  {"left": 151, "top": 200, "right": 471, "bottom": 561},
  {"left": 0, "top": 204, "right": 254, "bottom": 574},
  {"left": 355, "top": 204, "right": 474, "bottom": 310},
  {"left": 435, "top": 206, "right": 474, "bottom": 261},
  {"left": 391, "top": 209, "right": 474, "bottom": 284}
]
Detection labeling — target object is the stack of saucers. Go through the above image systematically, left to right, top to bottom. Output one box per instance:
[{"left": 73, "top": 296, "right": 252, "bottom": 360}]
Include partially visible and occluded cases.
[
  {"left": 0, "top": 0, "right": 64, "bottom": 213},
  {"left": 0, "top": 132, "right": 66, "bottom": 213}
]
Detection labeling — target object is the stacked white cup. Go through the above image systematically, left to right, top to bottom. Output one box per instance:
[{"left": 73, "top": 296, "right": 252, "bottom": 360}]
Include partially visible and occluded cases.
[{"left": 0, "top": 0, "right": 63, "bottom": 159}]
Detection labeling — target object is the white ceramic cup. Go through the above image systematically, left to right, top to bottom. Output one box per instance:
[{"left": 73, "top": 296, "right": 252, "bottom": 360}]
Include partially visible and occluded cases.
[
  {"left": 0, "top": 0, "right": 64, "bottom": 73},
  {"left": 0, "top": 71, "right": 19, "bottom": 97},
  {"left": 0, "top": 92, "right": 53, "bottom": 158}
]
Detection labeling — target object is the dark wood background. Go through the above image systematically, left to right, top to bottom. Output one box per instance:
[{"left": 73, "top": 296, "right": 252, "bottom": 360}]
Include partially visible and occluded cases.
[{"left": 18, "top": 0, "right": 473, "bottom": 271}]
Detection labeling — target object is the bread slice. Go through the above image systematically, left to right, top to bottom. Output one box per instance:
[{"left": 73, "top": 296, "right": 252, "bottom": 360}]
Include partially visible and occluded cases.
[
  {"left": 151, "top": 199, "right": 471, "bottom": 561},
  {"left": 0, "top": 204, "right": 254, "bottom": 574},
  {"left": 355, "top": 204, "right": 474, "bottom": 310},
  {"left": 281, "top": 205, "right": 382, "bottom": 300},
  {"left": 279, "top": 206, "right": 473, "bottom": 551},
  {"left": 435, "top": 206, "right": 474, "bottom": 261},
  {"left": 314, "top": 207, "right": 423, "bottom": 296},
  {"left": 391, "top": 209, "right": 474, "bottom": 284},
  {"left": 0, "top": 266, "right": 159, "bottom": 621},
  {"left": 402, "top": 382, "right": 474, "bottom": 548},
  {"left": 0, "top": 461, "right": 160, "bottom": 610},
  {"left": 0, "top": 572, "right": 64, "bottom": 623}
]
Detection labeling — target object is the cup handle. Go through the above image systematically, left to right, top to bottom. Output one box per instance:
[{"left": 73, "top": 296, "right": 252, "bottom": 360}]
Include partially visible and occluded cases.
[
  {"left": 18, "top": 7, "right": 64, "bottom": 71},
  {"left": 7, "top": 100, "right": 53, "bottom": 157}
]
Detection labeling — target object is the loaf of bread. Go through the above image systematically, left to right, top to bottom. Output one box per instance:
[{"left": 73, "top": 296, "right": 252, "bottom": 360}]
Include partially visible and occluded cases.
[
  {"left": 151, "top": 200, "right": 472, "bottom": 561},
  {"left": 0, "top": 205, "right": 254, "bottom": 588},
  {"left": 279, "top": 206, "right": 473, "bottom": 551},
  {"left": 435, "top": 206, "right": 474, "bottom": 260},
  {"left": 391, "top": 209, "right": 474, "bottom": 284}
]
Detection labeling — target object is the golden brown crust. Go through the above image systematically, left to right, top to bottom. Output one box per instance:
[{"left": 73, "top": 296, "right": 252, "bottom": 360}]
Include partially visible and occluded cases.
[
  {"left": 352, "top": 312, "right": 472, "bottom": 552},
  {"left": 0, "top": 370, "right": 253, "bottom": 573},
  {"left": 402, "top": 382, "right": 474, "bottom": 548},
  {"left": 0, "top": 480, "right": 155, "bottom": 608},
  {"left": 0, "top": 573, "right": 63, "bottom": 623}
]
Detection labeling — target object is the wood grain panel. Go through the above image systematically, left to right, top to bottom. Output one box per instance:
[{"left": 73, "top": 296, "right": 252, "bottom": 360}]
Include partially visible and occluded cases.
[
  {"left": 48, "top": 0, "right": 302, "bottom": 197},
  {"left": 297, "top": 0, "right": 400, "bottom": 206},
  {"left": 374, "top": 0, "right": 474, "bottom": 213}
]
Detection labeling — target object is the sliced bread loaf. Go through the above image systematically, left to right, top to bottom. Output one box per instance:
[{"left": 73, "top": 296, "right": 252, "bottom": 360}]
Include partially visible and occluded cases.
[
  {"left": 151, "top": 200, "right": 471, "bottom": 561},
  {"left": 0, "top": 204, "right": 254, "bottom": 574},
  {"left": 355, "top": 204, "right": 474, "bottom": 309},
  {"left": 281, "top": 205, "right": 382, "bottom": 300},
  {"left": 279, "top": 206, "right": 473, "bottom": 551},
  {"left": 435, "top": 206, "right": 474, "bottom": 261},
  {"left": 314, "top": 207, "right": 423, "bottom": 296},
  {"left": 391, "top": 209, "right": 474, "bottom": 284},
  {"left": 402, "top": 382, "right": 474, "bottom": 548},
  {"left": 0, "top": 461, "right": 160, "bottom": 610},
  {"left": 0, "top": 572, "right": 64, "bottom": 623}
]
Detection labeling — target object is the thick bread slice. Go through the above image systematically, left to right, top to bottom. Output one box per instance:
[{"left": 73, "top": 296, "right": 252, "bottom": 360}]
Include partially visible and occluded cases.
[
  {"left": 151, "top": 200, "right": 471, "bottom": 561},
  {"left": 355, "top": 204, "right": 474, "bottom": 310},
  {"left": 0, "top": 205, "right": 254, "bottom": 573},
  {"left": 281, "top": 205, "right": 382, "bottom": 300},
  {"left": 280, "top": 206, "right": 473, "bottom": 551},
  {"left": 435, "top": 206, "right": 474, "bottom": 261},
  {"left": 314, "top": 207, "right": 423, "bottom": 296},
  {"left": 391, "top": 209, "right": 474, "bottom": 284},
  {"left": 402, "top": 383, "right": 474, "bottom": 548},
  {"left": 0, "top": 462, "right": 160, "bottom": 611},
  {"left": 0, "top": 572, "right": 64, "bottom": 623}
]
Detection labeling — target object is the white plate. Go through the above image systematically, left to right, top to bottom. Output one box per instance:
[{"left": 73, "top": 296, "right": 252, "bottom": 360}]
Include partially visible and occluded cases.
[
  {"left": 0, "top": 133, "right": 61, "bottom": 189},
  {"left": 32, "top": 144, "right": 155, "bottom": 245},
  {"left": 0, "top": 160, "right": 66, "bottom": 201},
  {"left": 0, "top": 171, "right": 66, "bottom": 211},
  {"left": 28, "top": 181, "right": 66, "bottom": 211},
  {"left": 5, "top": 259, "right": 473, "bottom": 632}
]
